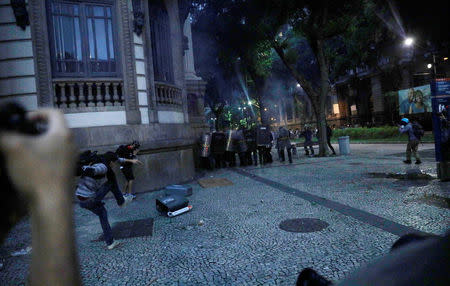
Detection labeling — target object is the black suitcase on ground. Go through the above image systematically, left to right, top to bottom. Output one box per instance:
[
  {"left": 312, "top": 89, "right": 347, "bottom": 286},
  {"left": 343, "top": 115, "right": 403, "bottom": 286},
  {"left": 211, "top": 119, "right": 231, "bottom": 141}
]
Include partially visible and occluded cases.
[{"left": 156, "top": 195, "right": 189, "bottom": 214}]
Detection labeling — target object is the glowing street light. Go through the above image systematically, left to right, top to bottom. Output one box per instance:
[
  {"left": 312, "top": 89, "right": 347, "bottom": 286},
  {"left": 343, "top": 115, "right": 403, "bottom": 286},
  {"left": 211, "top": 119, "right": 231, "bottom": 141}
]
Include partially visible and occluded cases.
[
  {"left": 404, "top": 37, "right": 414, "bottom": 47},
  {"left": 427, "top": 63, "right": 433, "bottom": 69},
  {"left": 296, "top": 83, "right": 300, "bottom": 87},
  {"left": 248, "top": 101, "right": 252, "bottom": 105},
  {"left": 238, "top": 107, "right": 242, "bottom": 110},
  {"left": 264, "top": 108, "right": 268, "bottom": 111}
]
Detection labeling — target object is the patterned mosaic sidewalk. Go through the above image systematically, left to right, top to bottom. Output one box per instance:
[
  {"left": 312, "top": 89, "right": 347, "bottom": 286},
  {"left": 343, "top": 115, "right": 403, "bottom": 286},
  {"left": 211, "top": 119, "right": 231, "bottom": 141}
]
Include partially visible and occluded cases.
[{"left": 1, "top": 144, "right": 448, "bottom": 285}]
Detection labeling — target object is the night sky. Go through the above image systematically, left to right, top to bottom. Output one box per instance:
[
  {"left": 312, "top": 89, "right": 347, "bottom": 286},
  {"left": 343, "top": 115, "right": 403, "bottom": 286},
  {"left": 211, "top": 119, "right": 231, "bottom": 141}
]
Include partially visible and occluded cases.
[{"left": 394, "top": 0, "right": 450, "bottom": 47}]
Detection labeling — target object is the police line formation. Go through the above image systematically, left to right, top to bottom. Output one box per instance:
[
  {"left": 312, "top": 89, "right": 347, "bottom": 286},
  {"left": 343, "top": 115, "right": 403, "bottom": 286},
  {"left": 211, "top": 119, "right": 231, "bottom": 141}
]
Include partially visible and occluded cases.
[{"left": 199, "top": 124, "right": 334, "bottom": 168}]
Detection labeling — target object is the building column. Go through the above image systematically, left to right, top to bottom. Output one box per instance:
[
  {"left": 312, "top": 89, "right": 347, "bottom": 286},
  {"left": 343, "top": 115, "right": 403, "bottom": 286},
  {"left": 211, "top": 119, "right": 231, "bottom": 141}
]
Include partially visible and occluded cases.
[
  {"left": 29, "top": 0, "right": 53, "bottom": 107},
  {"left": 119, "top": 0, "right": 141, "bottom": 124},
  {"left": 129, "top": 0, "right": 150, "bottom": 124},
  {"left": 166, "top": 0, "right": 188, "bottom": 123},
  {"left": 183, "top": 13, "right": 207, "bottom": 129},
  {"left": 183, "top": 14, "right": 201, "bottom": 82},
  {"left": 371, "top": 74, "right": 384, "bottom": 124}
]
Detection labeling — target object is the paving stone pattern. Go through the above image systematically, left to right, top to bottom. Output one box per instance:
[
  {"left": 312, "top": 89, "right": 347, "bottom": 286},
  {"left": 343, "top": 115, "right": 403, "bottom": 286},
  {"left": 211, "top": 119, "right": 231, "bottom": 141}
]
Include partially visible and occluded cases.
[{"left": 1, "top": 144, "right": 448, "bottom": 285}]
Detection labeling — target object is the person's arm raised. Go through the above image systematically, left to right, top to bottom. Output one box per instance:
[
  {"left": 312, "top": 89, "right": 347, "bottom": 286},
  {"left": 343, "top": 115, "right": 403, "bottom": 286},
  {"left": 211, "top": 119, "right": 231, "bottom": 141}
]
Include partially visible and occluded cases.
[{"left": 118, "top": 157, "right": 143, "bottom": 165}]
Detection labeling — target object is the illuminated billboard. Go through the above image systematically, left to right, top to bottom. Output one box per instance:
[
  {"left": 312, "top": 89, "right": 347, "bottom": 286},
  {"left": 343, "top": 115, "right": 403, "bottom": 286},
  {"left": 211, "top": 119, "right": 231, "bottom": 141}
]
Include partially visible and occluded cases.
[{"left": 398, "top": 84, "right": 432, "bottom": 115}]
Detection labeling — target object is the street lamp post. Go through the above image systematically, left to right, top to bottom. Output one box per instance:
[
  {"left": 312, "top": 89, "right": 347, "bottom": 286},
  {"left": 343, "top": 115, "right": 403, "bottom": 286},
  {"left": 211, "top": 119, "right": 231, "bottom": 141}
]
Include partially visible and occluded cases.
[{"left": 432, "top": 53, "right": 437, "bottom": 79}]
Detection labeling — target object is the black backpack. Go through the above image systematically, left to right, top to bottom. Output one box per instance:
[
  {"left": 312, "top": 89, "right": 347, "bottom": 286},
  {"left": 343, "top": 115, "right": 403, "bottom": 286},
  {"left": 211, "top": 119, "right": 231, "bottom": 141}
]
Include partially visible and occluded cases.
[
  {"left": 412, "top": 122, "right": 424, "bottom": 140},
  {"left": 115, "top": 145, "right": 129, "bottom": 158}
]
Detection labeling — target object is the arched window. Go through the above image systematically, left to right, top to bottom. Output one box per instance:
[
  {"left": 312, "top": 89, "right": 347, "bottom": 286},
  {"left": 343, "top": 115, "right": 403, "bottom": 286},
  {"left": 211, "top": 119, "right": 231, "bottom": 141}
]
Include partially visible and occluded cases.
[
  {"left": 47, "top": 0, "right": 118, "bottom": 77},
  {"left": 149, "top": 0, "right": 174, "bottom": 83}
]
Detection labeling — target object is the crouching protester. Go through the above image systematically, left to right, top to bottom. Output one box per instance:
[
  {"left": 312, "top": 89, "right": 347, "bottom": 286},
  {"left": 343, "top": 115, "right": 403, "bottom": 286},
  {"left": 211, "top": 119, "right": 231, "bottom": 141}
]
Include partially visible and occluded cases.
[{"left": 76, "top": 151, "right": 132, "bottom": 250}]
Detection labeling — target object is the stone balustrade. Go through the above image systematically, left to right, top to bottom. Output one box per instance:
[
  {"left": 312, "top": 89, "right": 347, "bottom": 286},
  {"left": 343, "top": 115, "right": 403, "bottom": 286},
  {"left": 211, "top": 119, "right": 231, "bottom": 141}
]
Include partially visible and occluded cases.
[
  {"left": 53, "top": 78, "right": 124, "bottom": 109},
  {"left": 154, "top": 81, "right": 182, "bottom": 107}
]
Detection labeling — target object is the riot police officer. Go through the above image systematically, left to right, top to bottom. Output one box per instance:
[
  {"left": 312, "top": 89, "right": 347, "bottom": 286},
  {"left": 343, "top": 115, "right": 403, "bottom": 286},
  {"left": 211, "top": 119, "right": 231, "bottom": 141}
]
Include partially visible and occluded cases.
[
  {"left": 256, "top": 125, "right": 273, "bottom": 165},
  {"left": 224, "top": 126, "right": 236, "bottom": 167},
  {"left": 234, "top": 126, "right": 248, "bottom": 167},
  {"left": 244, "top": 126, "right": 258, "bottom": 166},
  {"left": 277, "top": 126, "right": 292, "bottom": 163},
  {"left": 300, "top": 126, "right": 315, "bottom": 156},
  {"left": 211, "top": 130, "right": 226, "bottom": 168},
  {"left": 199, "top": 132, "right": 213, "bottom": 169}
]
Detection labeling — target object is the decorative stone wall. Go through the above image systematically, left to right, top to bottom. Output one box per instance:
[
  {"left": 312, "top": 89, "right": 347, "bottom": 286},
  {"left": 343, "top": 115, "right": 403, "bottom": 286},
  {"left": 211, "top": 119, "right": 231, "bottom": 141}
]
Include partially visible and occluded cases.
[{"left": 0, "top": 0, "right": 38, "bottom": 110}]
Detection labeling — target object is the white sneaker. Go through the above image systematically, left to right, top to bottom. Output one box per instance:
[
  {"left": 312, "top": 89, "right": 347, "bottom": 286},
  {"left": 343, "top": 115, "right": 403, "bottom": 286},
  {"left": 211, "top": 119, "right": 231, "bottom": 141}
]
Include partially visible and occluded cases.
[
  {"left": 120, "top": 195, "right": 132, "bottom": 207},
  {"left": 107, "top": 240, "right": 121, "bottom": 250}
]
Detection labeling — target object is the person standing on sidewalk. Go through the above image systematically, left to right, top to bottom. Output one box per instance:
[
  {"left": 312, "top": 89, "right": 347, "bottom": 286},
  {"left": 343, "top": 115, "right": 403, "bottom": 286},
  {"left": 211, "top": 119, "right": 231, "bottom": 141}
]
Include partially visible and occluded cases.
[
  {"left": 399, "top": 118, "right": 422, "bottom": 164},
  {"left": 326, "top": 125, "right": 336, "bottom": 155},
  {"left": 277, "top": 126, "right": 293, "bottom": 163},
  {"left": 299, "top": 126, "right": 314, "bottom": 156},
  {"left": 116, "top": 141, "right": 143, "bottom": 199}
]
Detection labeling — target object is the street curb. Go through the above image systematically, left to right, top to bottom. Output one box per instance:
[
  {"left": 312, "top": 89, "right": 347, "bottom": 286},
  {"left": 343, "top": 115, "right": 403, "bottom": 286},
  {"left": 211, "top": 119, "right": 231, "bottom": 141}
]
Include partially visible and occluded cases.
[
  {"left": 293, "top": 141, "right": 434, "bottom": 146},
  {"left": 330, "top": 141, "right": 435, "bottom": 144}
]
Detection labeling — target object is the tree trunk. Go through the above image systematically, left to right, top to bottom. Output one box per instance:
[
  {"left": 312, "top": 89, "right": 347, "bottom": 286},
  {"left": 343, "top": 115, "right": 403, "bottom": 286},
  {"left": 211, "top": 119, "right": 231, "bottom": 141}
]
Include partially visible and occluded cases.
[
  {"left": 316, "top": 37, "right": 331, "bottom": 156},
  {"left": 272, "top": 38, "right": 330, "bottom": 156},
  {"left": 310, "top": 95, "right": 328, "bottom": 156},
  {"left": 259, "top": 97, "right": 269, "bottom": 125},
  {"left": 316, "top": 106, "right": 329, "bottom": 156}
]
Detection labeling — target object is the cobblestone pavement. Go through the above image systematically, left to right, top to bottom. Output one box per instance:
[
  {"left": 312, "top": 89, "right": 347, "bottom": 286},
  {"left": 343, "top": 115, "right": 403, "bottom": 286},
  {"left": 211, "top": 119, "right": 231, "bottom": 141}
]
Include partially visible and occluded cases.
[{"left": 1, "top": 144, "right": 449, "bottom": 285}]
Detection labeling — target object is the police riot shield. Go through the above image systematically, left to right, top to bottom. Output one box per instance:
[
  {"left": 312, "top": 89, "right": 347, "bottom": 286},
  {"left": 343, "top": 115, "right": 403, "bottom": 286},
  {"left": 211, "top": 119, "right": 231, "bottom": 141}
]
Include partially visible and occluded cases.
[
  {"left": 256, "top": 126, "right": 271, "bottom": 146},
  {"left": 244, "top": 129, "right": 257, "bottom": 150},
  {"left": 225, "top": 130, "right": 235, "bottom": 152},
  {"left": 233, "top": 130, "right": 248, "bottom": 153},
  {"left": 211, "top": 132, "right": 226, "bottom": 154},
  {"left": 200, "top": 133, "right": 212, "bottom": 157}
]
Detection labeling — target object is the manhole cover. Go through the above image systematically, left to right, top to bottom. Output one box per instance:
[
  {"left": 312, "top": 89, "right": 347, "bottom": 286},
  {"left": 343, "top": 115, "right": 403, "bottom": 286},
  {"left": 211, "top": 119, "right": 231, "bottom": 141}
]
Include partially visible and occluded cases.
[
  {"left": 94, "top": 218, "right": 153, "bottom": 242},
  {"left": 279, "top": 218, "right": 329, "bottom": 233}
]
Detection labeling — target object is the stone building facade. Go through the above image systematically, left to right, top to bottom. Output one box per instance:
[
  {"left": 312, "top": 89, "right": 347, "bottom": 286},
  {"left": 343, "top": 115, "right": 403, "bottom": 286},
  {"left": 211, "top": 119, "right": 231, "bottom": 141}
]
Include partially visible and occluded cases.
[{"left": 0, "top": 0, "right": 207, "bottom": 192}]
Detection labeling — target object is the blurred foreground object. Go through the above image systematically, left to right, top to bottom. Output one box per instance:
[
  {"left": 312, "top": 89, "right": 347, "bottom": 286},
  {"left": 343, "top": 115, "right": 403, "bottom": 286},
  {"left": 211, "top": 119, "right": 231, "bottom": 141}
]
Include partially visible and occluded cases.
[
  {"left": 0, "top": 102, "right": 81, "bottom": 285},
  {"left": 337, "top": 232, "right": 449, "bottom": 286}
]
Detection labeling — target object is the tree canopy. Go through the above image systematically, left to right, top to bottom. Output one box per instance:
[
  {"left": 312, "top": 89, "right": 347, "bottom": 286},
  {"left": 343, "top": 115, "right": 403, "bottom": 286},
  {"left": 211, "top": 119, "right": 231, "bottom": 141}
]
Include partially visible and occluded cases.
[{"left": 191, "top": 0, "right": 415, "bottom": 155}]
